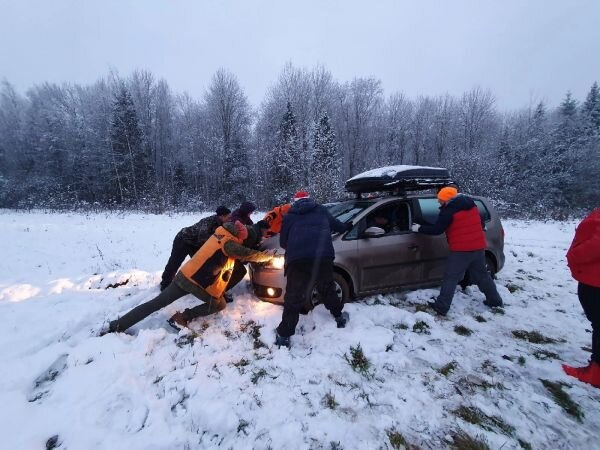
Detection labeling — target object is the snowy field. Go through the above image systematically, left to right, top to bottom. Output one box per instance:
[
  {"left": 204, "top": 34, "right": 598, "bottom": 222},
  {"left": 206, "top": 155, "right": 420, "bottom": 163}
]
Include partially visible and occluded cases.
[{"left": 0, "top": 210, "right": 597, "bottom": 450}]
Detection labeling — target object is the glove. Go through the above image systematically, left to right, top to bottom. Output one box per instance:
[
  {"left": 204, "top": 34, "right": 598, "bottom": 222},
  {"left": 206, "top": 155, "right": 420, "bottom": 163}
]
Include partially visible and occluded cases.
[
  {"left": 411, "top": 223, "right": 421, "bottom": 233},
  {"left": 263, "top": 248, "right": 278, "bottom": 258}
]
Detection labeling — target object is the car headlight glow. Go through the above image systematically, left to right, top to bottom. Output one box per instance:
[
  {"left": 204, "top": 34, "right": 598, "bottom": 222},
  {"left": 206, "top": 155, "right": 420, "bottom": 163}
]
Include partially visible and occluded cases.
[{"left": 268, "top": 255, "right": 285, "bottom": 269}]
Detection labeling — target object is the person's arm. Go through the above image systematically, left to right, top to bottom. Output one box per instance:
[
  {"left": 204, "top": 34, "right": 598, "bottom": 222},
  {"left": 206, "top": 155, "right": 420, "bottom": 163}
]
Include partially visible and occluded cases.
[
  {"left": 326, "top": 208, "right": 351, "bottom": 233},
  {"left": 418, "top": 208, "right": 453, "bottom": 235},
  {"left": 280, "top": 215, "right": 291, "bottom": 249},
  {"left": 567, "top": 231, "right": 600, "bottom": 264},
  {"left": 223, "top": 241, "right": 273, "bottom": 263}
]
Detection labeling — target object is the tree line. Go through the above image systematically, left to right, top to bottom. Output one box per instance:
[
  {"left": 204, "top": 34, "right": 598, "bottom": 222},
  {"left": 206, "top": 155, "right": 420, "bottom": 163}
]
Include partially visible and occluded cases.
[{"left": 0, "top": 63, "right": 598, "bottom": 217}]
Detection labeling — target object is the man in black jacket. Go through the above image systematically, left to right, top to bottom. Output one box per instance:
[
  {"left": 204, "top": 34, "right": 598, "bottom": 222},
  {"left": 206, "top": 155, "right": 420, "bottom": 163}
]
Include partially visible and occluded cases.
[
  {"left": 275, "top": 191, "right": 352, "bottom": 348},
  {"left": 160, "top": 206, "right": 231, "bottom": 291}
]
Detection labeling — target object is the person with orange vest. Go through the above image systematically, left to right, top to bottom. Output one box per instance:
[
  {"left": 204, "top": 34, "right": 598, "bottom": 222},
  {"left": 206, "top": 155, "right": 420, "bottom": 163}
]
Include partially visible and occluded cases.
[
  {"left": 412, "top": 186, "right": 503, "bottom": 316},
  {"left": 262, "top": 203, "right": 292, "bottom": 235},
  {"left": 563, "top": 208, "right": 600, "bottom": 388},
  {"left": 103, "top": 221, "right": 274, "bottom": 333}
]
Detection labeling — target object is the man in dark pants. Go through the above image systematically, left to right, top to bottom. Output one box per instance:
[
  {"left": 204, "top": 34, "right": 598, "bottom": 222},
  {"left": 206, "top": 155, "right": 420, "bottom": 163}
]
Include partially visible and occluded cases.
[
  {"left": 412, "top": 186, "right": 503, "bottom": 316},
  {"left": 275, "top": 191, "right": 352, "bottom": 348},
  {"left": 160, "top": 206, "right": 231, "bottom": 291},
  {"left": 563, "top": 207, "right": 600, "bottom": 388},
  {"left": 103, "top": 221, "right": 274, "bottom": 334}
]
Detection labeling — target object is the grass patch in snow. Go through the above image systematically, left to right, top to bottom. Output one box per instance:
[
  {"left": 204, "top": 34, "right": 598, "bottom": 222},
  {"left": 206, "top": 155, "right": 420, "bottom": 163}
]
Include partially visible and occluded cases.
[
  {"left": 506, "top": 283, "right": 522, "bottom": 293},
  {"left": 414, "top": 303, "right": 430, "bottom": 313},
  {"left": 474, "top": 315, "right": 487, "bottom": 323},
  {"left": 240, "top": 320, "right": 266, "bottom": 349},
  {"left": 412, "top": 320, "right": 430, "bottom": 334},
  {"left": 394, "top": 323, "right": 409, "bottom": 330},
  {"left": 454, "top": 325, "right": 473, "bottom": 336},
  {"left": 512, "top": 330, "right": 557, "bottom": 344},
  {"left": 174, "top": 334, "right": 196, "bottom": 348},
  {"left": 344, "top": 344, "right": 372, "bottom": 377},
  {"left": 532, "top": 349, "right": 560, "bottom": 361},
  {"left": 518, "top": 356, "right": 526, "bottom": 366},
  {"left": 437, "top": 361, "right": 458, "bottom": 377},
  {"left": 251, "top": 368, "right": 268, "bottom": 384},
  {"left": 540, "top": 379, "right": 584, "bottom": 422},
  {"left": 322, "top": 391, "right": 339, "bottom": 410},
  {"left": 452, "top": 405, "right": 515, "bottom": 436},
  {"left": 237, "top": 419, "right": 250, "bottom": 435},
  {"left": 386, "top": 429, "right": 420, "bottom": 449},
  {"left": 449, "top": 430, "right": 490, "bottom": 450},
  {"left": 46, "top": 435, "right": 60, "bottom": 450},
  {"left": 518, "top": 439, "right": 533, "bottom": 450}
]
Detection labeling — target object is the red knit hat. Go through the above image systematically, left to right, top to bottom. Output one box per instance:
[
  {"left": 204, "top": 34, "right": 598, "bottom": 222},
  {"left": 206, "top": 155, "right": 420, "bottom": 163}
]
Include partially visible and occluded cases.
[{"left": 293, "top": 191, "right": 310, "bottom": 201}]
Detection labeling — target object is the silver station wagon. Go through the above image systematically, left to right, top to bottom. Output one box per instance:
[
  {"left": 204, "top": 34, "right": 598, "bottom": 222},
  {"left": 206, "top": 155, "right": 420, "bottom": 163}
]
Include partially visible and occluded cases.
[{"left": 250, "top": 166, "right": 505, "bottom": 307}]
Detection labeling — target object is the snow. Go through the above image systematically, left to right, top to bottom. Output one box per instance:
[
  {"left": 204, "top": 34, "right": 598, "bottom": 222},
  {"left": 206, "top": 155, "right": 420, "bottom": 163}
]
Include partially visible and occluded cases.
[
  {"left": 346, "top": 165, "right": 445, "bottom": 181},
  {"left": 0, "top": 211, "right": 597, "bottom": 449}
]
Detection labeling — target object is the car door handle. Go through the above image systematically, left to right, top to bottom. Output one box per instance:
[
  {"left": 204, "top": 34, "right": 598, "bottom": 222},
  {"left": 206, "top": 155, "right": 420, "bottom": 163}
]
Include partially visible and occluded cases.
[{"left": 408, "top": 245, "right": 419, "bottom": 250}]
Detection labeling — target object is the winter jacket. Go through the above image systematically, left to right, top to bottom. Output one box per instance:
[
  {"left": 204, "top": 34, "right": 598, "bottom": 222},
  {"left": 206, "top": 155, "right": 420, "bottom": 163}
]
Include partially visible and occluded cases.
[
  {"left": 418, "top": 194, "right": 486, "bottom": 252},
  {"left": 280, "top": 198, "right": 350, "bottom": 264},
  {"left": 230, "top": 201, "right": 256, "bottom": 225},
  {"left": 263, "top": 203, "right": 292, "bottom": 234},
  {"left": 567, "top": 208, "right": 600, "bottom": 288},
  {"left": 178, "top": 215, "right": 222, "bottom": 247},
  {"left": 179, "top": 222, "right": 273, "bottom": 299}
]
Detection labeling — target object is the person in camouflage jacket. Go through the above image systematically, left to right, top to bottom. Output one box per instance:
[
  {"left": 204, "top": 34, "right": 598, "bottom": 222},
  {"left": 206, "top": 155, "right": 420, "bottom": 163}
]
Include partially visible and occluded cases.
[{"left": 160, "top": 206, "right": 231, "bottom": 290}]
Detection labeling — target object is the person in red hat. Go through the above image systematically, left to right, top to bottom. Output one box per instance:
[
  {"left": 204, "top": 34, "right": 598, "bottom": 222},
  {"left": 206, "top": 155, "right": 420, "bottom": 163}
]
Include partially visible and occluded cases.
[
  {"left": 412, "top": 186, "right": 503, "bottom": 315},
  {"left": 274, "top": 191, "right": 353, "bottom": 348},
  {"left": 563, "top": 208, "right": 600, "bottom": 388}
]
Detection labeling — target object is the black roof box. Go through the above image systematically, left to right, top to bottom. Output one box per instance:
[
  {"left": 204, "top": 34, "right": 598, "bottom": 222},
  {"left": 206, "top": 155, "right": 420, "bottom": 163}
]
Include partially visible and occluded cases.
[{"left": 345, "top": 165, "right": 454, "bottom": 194}]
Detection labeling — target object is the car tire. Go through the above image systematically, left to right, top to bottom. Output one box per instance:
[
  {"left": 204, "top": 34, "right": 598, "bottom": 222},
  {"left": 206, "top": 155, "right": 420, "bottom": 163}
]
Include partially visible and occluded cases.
[{"left": 305, "top": 272, "right": 351, "bottom": 312}]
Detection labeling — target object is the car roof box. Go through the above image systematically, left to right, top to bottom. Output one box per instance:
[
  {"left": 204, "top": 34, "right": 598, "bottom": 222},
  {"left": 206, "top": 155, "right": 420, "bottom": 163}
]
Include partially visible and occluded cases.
[{"left": 345, "top": 165, "right": 455, "bottom": 194}]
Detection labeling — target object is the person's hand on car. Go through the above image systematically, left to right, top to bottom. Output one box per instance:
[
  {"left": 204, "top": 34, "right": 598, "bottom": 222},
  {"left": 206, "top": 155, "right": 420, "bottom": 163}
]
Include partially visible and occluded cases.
[
  {"left": 411, "top": 223, "right": 421, "bottom": 232},
  {"left": 263, "top": 249, "right": 278, "bottom": 259}
]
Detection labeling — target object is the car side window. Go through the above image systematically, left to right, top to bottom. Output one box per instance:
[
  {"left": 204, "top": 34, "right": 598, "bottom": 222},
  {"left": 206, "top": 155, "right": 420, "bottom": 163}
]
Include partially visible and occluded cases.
[
  {"left": 417, "top": 197, "right": 491, "bottom": 223},
  {"left": 353, "top": 202, "right": 411, "bottom": 239}
]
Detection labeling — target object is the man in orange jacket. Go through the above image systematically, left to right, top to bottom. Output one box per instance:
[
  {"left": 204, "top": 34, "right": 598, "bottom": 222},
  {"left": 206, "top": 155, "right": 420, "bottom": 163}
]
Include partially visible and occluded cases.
[
  {"left": 262, "top": 203, "right": 292, "bottom": 235},
  {"left": 563, "top": 208, "right": 600, "bottom": 388},
  {"left": 103, "top": 221, "right": 274, "bottom": 333}
]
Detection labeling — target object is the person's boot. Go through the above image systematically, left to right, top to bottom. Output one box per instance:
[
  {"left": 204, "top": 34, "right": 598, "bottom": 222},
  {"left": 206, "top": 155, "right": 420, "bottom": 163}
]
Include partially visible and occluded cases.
[
  {"left": 223, "top": 292, "right": 234, "bottom": 303},
  {"left": 483, "top": 299, "right": 503, "bottom": 308},
  {"left": 428, "top": 301, "right": 447, "bottom": 317},
  {"left": 335, "top": 311, "right": 349, "bottom": 328},
  {"left": 168, "top": 312, "right": 189, "bottom": 330},
  {"left": 275, "top": 332, "right": 290, "bottom": 348},
  {"left": 565, "top": 361, "right": 600, "bottom": 388},
  {"left": 562, "top": 362, "right": 591, "bottom": 378}
]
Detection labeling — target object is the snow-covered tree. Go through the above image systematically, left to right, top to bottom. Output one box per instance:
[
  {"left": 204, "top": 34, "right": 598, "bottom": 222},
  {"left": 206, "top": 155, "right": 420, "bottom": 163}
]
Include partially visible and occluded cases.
[
  {"left": 270, "top": 102, "right": 302, "bottom": 204},
  {"left": 310, "top": 112, "right": 341, "bottom": 202}
]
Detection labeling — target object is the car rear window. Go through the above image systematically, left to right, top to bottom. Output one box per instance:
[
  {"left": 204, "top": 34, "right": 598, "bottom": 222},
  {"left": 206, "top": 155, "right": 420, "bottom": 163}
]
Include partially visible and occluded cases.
[{"left": 417, "top": 197, "right": 491, "bottom": 224}]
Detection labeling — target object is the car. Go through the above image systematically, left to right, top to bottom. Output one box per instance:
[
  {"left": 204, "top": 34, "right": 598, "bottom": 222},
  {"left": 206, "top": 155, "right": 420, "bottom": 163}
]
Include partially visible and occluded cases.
[{"left": 250, "top": 165, "right": 505, "bottom": 307}]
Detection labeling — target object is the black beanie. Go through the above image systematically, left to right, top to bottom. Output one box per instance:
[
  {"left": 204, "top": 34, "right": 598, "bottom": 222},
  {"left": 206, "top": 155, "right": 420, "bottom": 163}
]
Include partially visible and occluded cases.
[
  {"left": 216, "top": 205, "right": 231, "bottom": 216},
  {"left": 256, "top": 220, "right": 270, "bottom": 230}
]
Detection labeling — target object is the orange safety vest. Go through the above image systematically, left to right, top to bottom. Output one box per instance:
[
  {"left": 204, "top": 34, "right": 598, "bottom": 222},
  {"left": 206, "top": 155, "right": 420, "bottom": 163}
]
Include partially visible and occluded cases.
[
  {"left": 263, "top": 203, "right": 292, "bottom": 234},
  {"left": 180, "top": 226, "right": 242, "bottom": 298}
]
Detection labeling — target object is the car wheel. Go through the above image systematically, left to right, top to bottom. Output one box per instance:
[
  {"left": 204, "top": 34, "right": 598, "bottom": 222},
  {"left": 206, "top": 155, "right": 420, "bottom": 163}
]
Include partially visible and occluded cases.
[{"left": 309, "top": 272, "right": 351, "bottom": 308}]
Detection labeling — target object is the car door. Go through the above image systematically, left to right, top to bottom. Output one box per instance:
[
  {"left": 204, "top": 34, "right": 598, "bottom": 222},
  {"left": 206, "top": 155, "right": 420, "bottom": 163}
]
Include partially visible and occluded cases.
[
  {"left": 412, "top": 197, "right": 449, "bottom": 282},
  {"left": 354, "top": 201, "right": 425, "bottom": 292}
]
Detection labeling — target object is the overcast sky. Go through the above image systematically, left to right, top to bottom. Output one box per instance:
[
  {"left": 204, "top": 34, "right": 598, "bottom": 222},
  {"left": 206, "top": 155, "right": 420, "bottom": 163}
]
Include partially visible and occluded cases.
[{"left": 1, "top": 0, "right": 599, "bottom": 110}]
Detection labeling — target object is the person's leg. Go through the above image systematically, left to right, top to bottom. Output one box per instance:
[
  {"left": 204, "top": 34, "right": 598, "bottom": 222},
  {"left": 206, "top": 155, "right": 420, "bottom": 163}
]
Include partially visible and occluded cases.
[
  {"left": 160, "top": 235, "right": 190, "bottom": 289},
  {"left": 468, "top": 250, "right": 503, "bottom": 307},
  {"left": 435, "top": 252, "right": 469, "bottom": 314},
  {"left": 225, "top": 260, "right": 247, "bottom": 292},
  {"left": 315, "top": 260, "right": 343, "bottom": 318},
  {"left": 276, "top": 262, "right": 312, "bottom": 338},
  {"left": 109, "top": 282, "right": 188, "bottom": 332},
  {"left": 579, "top": 283, "right": 600, "bottom": 364},
  {"left": 182, "top": 296, "right": 227, "bottom": 321}
]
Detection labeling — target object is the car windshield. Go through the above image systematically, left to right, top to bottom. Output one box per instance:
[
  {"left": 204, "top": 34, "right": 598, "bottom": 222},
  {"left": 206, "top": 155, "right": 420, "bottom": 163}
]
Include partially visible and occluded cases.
[{"left": 326, "top": 200, "right": 373, "bottom": 223}]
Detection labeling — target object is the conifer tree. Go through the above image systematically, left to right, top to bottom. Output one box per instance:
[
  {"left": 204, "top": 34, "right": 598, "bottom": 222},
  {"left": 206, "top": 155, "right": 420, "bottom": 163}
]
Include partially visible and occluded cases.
[
  {"left": 270, "top": 102, "right": 301, "bottom": 204},
  {"left": 310, "top": 112, "right": 341, "bottom": 202}
]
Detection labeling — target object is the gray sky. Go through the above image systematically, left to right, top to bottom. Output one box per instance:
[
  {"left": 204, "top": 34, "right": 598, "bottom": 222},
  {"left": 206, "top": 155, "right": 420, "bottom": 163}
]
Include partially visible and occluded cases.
[{"left": 1, "top": 0, "right": 599, "bottom": 110}]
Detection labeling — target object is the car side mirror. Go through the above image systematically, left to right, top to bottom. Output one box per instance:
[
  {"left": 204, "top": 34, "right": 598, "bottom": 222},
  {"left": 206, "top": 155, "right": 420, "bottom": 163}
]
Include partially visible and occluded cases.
[{"left": 364, "top": 226, "right": 386, "bottom": 238}]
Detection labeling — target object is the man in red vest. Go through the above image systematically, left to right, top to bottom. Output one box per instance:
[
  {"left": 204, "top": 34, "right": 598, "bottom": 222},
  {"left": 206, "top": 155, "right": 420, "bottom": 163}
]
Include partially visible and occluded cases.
[
  {"left": 412, "top": 186, "right": 503, "bottom": 316},
  {"left": 563, "top": 208, "right": 600, "bottom": 388}
]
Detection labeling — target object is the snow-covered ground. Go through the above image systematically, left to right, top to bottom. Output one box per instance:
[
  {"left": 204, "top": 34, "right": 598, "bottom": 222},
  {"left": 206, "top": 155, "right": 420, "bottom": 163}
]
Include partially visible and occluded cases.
[{"left": 0, "top": 211, "right": 597, "bottom": 449}]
